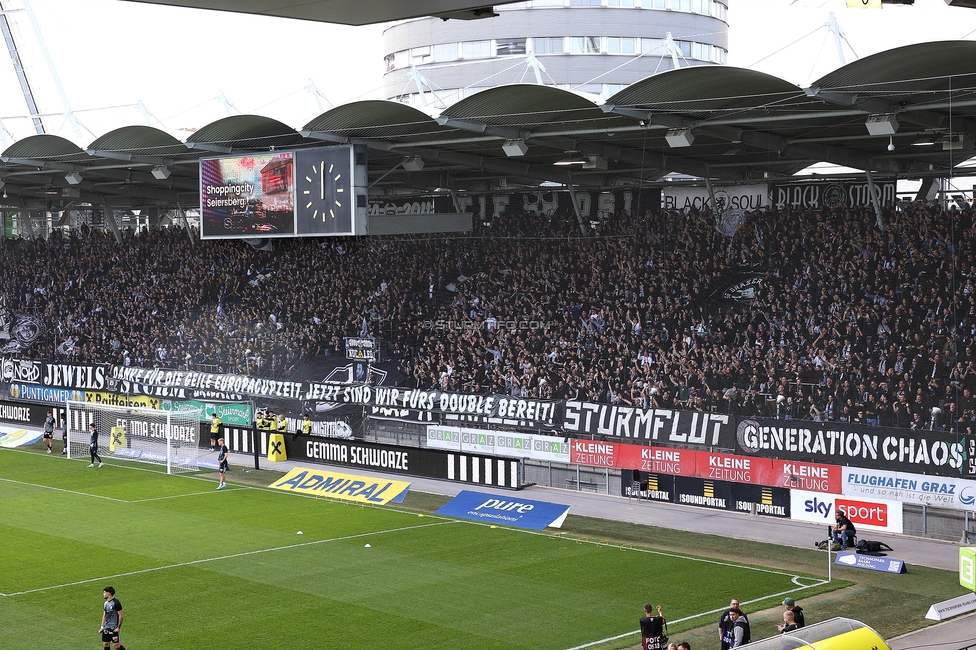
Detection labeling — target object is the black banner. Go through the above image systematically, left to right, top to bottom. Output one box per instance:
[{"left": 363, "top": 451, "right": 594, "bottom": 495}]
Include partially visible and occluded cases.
[
  {"left": 771, "top": 179, "right": 896, "bottom": 210},
  {"left": 368, "top": 195, "right": 454, "bottom": 216},
  {"left": 1, "top": 357, "right": 43, "bottom": 384},
  {"left": 0, "top": 399, "right": 55, "bottom": 426},
  {"left": 563, "top": 401, "right": 736, "bottom": 448},
  {"left": 735, "top": 418, "right": 974, "bottom": 478},
  {"left": 284, "top": 435, "right": 520, "bottom": 488},
  {"left": 622, "top": 471, "right": 675, "bottom": 502},
  {"left": 674, "top": 475, "right": 734, "bottom": 510},
  {"left": 729, "top": 483, "right": 790, "bottom": 518}
]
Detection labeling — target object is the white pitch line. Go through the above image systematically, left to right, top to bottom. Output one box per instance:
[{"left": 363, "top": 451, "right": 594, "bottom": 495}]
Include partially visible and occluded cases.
[
  {"left": 0, "top": 476, "right": 127, "bottom": 503},
  {"left": 128, "top": 491, "right": 223, "bottom": 503},
  {"left": 1, "top": 520, "right": 455, "bottom": 598},
  {"left": 563, "top": 579, "right": 831, "bottom": 650}
]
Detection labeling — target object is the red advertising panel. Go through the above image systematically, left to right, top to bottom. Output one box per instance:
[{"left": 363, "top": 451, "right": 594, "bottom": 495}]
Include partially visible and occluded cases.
[
  {"left": 570, "top": 439, "right": 620, "bottom": 468},
  {"left": 572, "top": 440, "right": 842, "bottom": 494},
  {"left": 616, "top": 445, "right": 697, "bottom": 476},
  {"left": 695, "top": 451, "right": 775, "bottom": 485},
  {"left": 771, "top": 459, "right": 842, "bottom": 494},
  {"left": 835, "top": 497, "right": 895, "bottom": 529}
]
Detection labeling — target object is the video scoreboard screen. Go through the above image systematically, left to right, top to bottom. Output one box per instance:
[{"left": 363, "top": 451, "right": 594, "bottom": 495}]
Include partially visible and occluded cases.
[{"left": 199, "top": 145, "right": 367, "bottom": 239}]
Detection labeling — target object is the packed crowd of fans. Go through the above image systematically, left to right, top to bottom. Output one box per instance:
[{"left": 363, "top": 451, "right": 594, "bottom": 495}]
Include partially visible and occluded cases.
[{"left": 1, "top": 198, "right": 974, "bottom": 430}]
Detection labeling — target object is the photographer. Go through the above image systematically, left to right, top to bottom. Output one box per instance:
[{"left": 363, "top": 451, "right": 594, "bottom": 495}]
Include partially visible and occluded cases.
[{"left": 639, "top": 604, "right": 667, "bottom": 650}]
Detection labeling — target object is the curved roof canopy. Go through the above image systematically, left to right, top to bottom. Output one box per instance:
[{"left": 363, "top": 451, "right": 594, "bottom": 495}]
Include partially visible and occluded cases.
[{"left": 0, "top": 41, "right": 974, "bottom": 213}]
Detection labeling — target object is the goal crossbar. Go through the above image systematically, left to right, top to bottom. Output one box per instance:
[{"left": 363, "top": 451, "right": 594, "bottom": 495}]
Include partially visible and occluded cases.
[{"left": 65, "top": 400, "right": 201, "bottom": 474}]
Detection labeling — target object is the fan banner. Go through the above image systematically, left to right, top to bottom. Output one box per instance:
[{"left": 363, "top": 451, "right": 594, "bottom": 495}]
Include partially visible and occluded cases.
[
  {"left": 563, "top": 400, "right": 735, "bottom": 448},
  {"left": 735, "top": 418, "right": 974, "bottom": 478}
]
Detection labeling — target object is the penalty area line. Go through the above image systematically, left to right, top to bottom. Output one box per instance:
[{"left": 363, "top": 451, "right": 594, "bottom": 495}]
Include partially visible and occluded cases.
[
  {"left": 0, "top": 476, "right": 127, "bottom": 503},
  {"left": 1, "top": 520, "right": 455, "bottom": 598}
]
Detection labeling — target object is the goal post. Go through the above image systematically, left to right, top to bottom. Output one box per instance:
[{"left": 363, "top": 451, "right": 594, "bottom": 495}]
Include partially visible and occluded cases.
[{"left": 65, "top": 400, "right": 202, "bottom": 474}]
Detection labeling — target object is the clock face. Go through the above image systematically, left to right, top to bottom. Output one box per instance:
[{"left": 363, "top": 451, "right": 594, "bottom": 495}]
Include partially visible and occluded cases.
[{"left": 295, "top": 147, "right": 353, "bottom": 235}]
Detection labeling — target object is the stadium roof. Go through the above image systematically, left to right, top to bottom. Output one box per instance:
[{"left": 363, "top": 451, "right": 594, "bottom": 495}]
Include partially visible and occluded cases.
[
  {"left": 119, "top": 0, "right": 519, "bottom": 25},
  {"left": 0, "top": 41, "right": 974, "bottom": 213}
]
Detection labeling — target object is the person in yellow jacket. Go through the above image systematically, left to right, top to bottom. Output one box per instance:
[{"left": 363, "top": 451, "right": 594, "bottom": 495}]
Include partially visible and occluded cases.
[
  {"left": 209, "top": 412, "right": 223, "bottom": 451},
  {"left": 295, "top": 412, "right": 312, "bottom": 441},
  {"left": 276, "top": 414, "right": 288, "bottom": 436}
]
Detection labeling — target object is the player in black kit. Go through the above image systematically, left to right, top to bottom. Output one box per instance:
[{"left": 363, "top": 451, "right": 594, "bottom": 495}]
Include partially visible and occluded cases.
[
  {"left": 88, "top": 423, "right": 103, "bottom": 468},
  {"left": 100, "top": 586, "right": 126, "bottom": 650}
]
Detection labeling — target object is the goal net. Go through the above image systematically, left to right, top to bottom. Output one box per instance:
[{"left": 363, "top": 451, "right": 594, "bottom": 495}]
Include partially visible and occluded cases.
[{"left": 65, "top": 400, "right": 202, "bottom": 474}]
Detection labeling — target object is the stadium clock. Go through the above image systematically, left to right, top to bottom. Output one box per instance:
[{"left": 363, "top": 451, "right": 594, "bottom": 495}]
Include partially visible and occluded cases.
[{"left": 295, "top": 147, "right": 354, "bottom": 235}]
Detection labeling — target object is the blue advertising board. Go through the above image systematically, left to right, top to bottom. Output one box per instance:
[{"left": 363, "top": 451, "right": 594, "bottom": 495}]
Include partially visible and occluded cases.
[
  {"left": 435, "top": 490, "right": 570, "bottom": 530},
  {"left": 835, "top": 551, "right": 906, "bottom": 574}
]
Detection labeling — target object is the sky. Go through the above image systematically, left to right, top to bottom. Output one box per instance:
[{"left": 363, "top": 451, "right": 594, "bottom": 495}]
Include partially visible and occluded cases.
[{"left": 0, "top": 0, "right": 972, "bottom": 149}]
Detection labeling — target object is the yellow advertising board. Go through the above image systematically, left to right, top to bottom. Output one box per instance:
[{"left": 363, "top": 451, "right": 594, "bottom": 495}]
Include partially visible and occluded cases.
[
  {"left": 85, "top": 392, "right": 161, "bottom": 410},
  {"left": 269, "top": 467, "right": 410, "bottom": 505}
]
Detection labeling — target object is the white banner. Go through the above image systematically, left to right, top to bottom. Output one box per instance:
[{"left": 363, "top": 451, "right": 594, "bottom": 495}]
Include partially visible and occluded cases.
[
  {"left": 662, "top": 184, "right": 768, "bottom": 212},
  {"left": 426, "top": 425, "right": 570, "bottom": 462},
  {"left": 842, "top": 466, "right": 976, "bottom": 511},
  {"left": 790, "top": 489, "right": 903, "bottom": 534}
]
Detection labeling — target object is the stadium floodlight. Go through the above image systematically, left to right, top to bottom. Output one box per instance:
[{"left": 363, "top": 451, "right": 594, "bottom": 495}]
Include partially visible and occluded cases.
[
  {"left": 865, "top": 114, "right": 899, "bottom": 136},
  {"left": 665, "top": 128, "right": 695, "bottom": 147},
  {"left": 502, "top": 139, "right": 528, "bottom": 157},
  {"left": 402, "top": 156, "right": 425, "bottom": 171},
  {"left": 151, "top": 165, "right": 171, "bottom": 179},
  {"left": 64, "top": 171, "right": 83, "bottom": 185},
  {"left": 65, "top": 400, "right": 201, "bottom": 475}
]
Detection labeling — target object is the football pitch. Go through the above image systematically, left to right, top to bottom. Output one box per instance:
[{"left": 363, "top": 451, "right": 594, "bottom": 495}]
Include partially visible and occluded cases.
[{"left": 0, "top": 450, "right": 835, "bottom": 650}]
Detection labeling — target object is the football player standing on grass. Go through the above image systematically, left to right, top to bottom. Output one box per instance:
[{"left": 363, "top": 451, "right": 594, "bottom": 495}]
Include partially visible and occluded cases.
[
  {"left": 42, "top": 411, "right": 56, "bottom": 453},
  {"left": 88, "top": 423, "right": 103, "bottom": 468},
  {"left": 216, "top": 437, "right": 229, "bottom": 490},
  {"left": 99, "top": 586, "right": 126, "bottom": 650}
]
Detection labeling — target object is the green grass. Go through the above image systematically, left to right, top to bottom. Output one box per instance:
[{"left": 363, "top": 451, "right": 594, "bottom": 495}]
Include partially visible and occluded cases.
[{"left": 0, "top": 448, "right": 845, "bottom": 650}]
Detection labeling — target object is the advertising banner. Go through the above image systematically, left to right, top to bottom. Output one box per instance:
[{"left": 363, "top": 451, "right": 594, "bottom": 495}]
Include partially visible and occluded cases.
[
  {"left": 200, "top": 152, "right": 296, "bottom": 238},
  {"left": 662, "top": 184, "right": 768, "bottom": 212},
  {"left": 8, "top": 383, "right": 84, "bottom": 404},
  {"left": 85, "top": 391, "right": 161, "bottom": 410},
  {"left": 0, "top": 399, "right": 52, "bottom": 426},
  {"left": 161, "top": 400, "right": 253, "bottom": 426},
  {"left": 563, "top": 401, "right": 735, "bottom": 448},
  {"left": 735, "top": 418, "right": 973, "bottom": 478},
  {"left": 0, "top": 425, "right": 42, "bottom": 448},
  {"left": 426, "top": 426, "right": 570, "bottom": 462},
  {"left": 282, "top": 435, "right": 520, "bottom": 488},
  {"left": 771, "top": 459, "right": 843, "bottom": 494},
  {"left": 269, "top": 467, "right": 410, "bottom": 504},
  {"left": 841, "top": 467, "right": 976, "bottom": 511},
  {"left": 622, "top": 472, "right": 676, "bottom": 502},
  {"left": 674, "top": 476, "right": 733, "bottom": 511},
  {"left": 730, "top": 483, "right": 791, "bottom": 518},
  {"left": 789, "top": 489, "right": 904, "bottom": 533},
  {"left": 434, "top": 490, "right": 570, "bottom": 530},
  {"left": 960, "top": 548, "right": 976, "bottom": 592},
  {"left": 834, "top": 552, "right": 906, "bottom": 574}
]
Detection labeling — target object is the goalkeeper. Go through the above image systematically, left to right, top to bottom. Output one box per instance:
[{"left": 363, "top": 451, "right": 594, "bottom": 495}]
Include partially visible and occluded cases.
[
  {"left": 88, "top": 423, "right": 103, "bottom": 468},
  {"left": 216, "top": 437, "right": 229, "bottom": 490}
]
